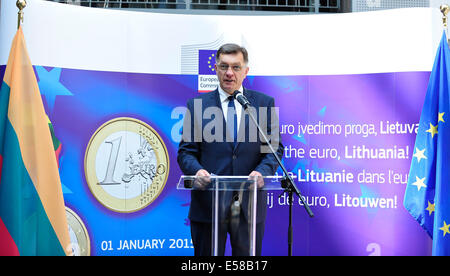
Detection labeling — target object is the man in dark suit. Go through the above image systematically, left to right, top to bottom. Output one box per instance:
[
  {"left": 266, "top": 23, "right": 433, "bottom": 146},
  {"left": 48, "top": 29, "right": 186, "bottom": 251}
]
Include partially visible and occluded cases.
[{"left": 177, "top": 43, "right": 283, "bottom": 256}]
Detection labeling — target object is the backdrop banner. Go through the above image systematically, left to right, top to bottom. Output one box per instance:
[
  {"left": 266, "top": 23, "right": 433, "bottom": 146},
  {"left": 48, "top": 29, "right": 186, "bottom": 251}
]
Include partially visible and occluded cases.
[{"left": 0, "top": 0, "right": 441, "bottom": 255}]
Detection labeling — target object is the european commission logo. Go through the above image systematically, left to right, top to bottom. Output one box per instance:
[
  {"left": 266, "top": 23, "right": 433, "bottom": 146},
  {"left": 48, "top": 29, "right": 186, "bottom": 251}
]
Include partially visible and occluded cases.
[{"left": 198, "top": 49, "right": 219, "bottom": 93}]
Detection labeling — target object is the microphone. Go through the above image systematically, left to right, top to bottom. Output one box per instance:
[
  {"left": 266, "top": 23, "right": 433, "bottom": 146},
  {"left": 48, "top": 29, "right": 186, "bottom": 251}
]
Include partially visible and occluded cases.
[{"left": 233, "top": 90, "right": 251, "bottom": 110}]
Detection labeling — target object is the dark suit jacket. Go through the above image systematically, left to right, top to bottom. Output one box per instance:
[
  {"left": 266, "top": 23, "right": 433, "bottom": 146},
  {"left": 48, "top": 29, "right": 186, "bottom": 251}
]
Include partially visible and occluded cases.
[{"left": 177, "top": 88, "right": 283, "bottom": 223}]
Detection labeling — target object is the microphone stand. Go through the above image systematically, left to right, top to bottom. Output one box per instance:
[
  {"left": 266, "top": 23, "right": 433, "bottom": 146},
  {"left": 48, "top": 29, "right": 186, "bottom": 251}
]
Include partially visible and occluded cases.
[{"left": 234, "top": 91, "right": 314, "bottom": 257}]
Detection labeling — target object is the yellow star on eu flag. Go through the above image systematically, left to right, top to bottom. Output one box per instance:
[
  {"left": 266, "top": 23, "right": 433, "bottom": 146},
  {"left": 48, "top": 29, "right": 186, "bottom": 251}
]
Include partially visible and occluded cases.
[
  {"left": 438, "top": 112, "right": 445, "bottom": 123},
  {"left": 426, "top": 123, "right": 438, "bottom": 138},
  {"left": 425, "top": 201, "right": 435, "bottom": 216},
  {"left": 440, "top": 221, "right": 450, "bottom": 237}
]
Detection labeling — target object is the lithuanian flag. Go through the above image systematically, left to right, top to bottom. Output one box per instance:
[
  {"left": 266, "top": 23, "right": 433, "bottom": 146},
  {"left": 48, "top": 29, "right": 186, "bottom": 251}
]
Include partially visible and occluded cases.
[{"left": 0, "top": 27, "right": 71, "bottom": 256}]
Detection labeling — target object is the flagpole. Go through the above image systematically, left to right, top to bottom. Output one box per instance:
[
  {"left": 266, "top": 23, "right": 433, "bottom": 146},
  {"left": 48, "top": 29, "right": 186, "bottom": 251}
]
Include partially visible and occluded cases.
[
  {"left": 16, "top": 0, "right": 27, "bottom": 30},
  {"left": 441, "top": 4, "right": 449, "bottom": 41}
]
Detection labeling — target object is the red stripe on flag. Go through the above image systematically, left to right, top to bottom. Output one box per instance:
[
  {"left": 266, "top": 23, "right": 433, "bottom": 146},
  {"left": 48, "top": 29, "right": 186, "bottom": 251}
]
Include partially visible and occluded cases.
[
  {"left": 55, "top": 144, "right": 62, "bottom": 168},
  {"left": 0, "top": 217, "right": 19, "bottom": 256}
]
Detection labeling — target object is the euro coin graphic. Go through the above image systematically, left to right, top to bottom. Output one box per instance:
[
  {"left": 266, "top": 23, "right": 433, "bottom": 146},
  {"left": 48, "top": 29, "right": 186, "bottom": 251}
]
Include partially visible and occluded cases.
[
  {"left": 85, "top": 117, "right": 169, "bottom": 213},
  {"left": 66, "top": 207, "right": 90, "bottom": 256}
]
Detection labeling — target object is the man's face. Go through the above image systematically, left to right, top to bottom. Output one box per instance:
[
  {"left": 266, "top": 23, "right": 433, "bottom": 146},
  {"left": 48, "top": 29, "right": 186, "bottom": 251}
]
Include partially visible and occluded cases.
[{"left": 215, "top": 52, "right": 249, "bottom": 94}]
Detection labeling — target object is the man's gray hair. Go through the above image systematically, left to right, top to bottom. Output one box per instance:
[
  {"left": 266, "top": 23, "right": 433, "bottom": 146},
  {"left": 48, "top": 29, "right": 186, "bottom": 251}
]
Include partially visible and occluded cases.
[{"left": 216, "top": 43, "right": 249, "bottom": 64}]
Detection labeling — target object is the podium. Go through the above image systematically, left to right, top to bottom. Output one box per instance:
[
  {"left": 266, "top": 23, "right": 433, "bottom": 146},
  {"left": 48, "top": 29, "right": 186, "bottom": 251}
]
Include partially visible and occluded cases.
[{"left": 177, "top": 175, "right": 283, "bottom": 256}]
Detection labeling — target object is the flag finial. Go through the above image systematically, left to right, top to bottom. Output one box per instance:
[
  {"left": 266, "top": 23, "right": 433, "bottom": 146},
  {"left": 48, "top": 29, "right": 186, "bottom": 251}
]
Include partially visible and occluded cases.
[
  {"left": 16, "top": 0, "right": 27, "bottom": 30},
  {"left": 441, "top": 4, "right": 449, "bottom": 27}
]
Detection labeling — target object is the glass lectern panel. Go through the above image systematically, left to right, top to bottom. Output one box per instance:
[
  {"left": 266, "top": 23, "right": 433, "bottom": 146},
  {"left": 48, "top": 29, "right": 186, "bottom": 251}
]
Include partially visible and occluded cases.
[{"left": 177, "top": 175, "right": 283, "bottom": 256}]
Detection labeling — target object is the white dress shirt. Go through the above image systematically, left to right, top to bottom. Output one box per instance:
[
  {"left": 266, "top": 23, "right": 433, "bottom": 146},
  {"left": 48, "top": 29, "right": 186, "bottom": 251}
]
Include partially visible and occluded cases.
[{"left": 218, "top": 86, "right": 243, "bottom": 132}]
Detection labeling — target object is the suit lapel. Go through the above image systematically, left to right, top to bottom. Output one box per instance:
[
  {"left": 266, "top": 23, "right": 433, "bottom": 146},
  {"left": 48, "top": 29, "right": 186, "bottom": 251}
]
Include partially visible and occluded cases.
[
  {"left": 209, "top": 88, "right": 255, "bottom": 152},
  {"left": 212, "top": 88, "right": 222, "bottom": 109},
  {"left": 235, "top": 88, "right": 255, "bottom": 152},
  {"left": 210, "top": 89, "right": 235, "bottom": 150}
]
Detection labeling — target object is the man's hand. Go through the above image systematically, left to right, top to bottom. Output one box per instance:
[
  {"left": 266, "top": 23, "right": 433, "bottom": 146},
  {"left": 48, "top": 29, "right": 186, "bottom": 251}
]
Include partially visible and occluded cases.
[
  {"left": 194, "top": 169, "right": 211, "bottom": 189},
  {"left": 249, "top": 171, "right": 264, "bottom": 188}
]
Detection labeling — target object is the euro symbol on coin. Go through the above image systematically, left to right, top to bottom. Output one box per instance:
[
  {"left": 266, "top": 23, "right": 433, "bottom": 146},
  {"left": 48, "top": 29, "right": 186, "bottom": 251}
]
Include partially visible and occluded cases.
[{"left": 84, "top": 117, "right": 169, "bottom": 213}]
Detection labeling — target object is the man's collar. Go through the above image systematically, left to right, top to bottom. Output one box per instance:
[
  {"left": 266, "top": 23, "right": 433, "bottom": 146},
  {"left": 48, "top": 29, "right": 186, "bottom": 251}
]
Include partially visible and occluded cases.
[{"left": 218, "top": 86, "right": 243, "bottom": 103}]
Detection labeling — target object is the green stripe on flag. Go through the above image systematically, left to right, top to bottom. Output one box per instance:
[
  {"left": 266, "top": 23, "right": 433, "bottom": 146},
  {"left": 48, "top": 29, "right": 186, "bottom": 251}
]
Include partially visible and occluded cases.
[{"left": 0, "top": 111, "right": 65, "bottom": 256}]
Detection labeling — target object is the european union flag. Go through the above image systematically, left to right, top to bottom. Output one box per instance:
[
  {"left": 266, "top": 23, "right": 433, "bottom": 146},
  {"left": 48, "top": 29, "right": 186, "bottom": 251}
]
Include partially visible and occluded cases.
[
  {"left": 404, "top": 31, "right": 450, "bottom": 256},
  {"left": 198, "top": 50, "right": 217, "bottom": 75}
]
